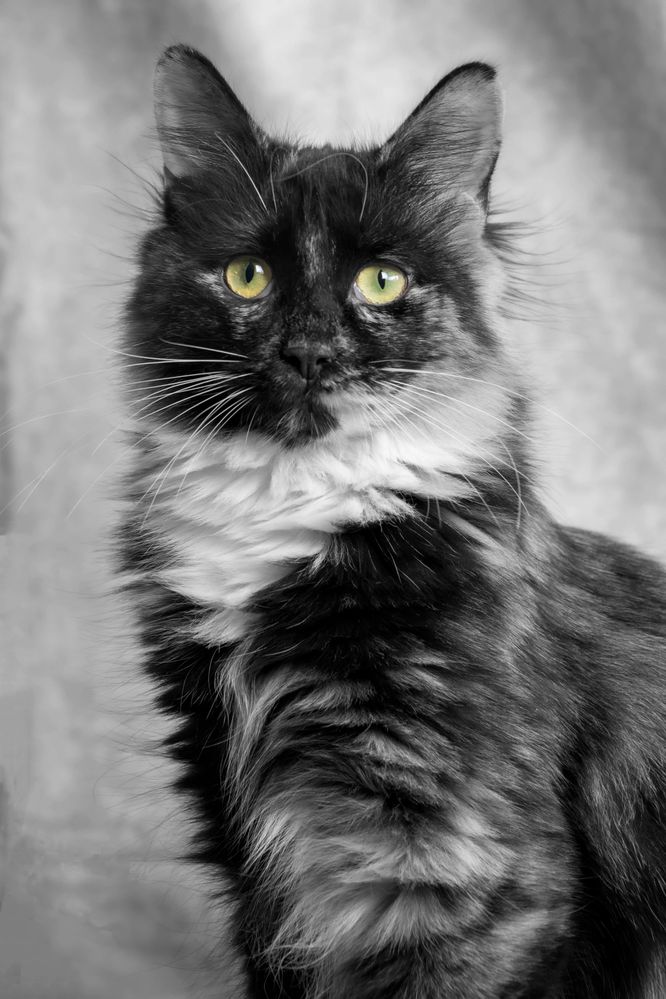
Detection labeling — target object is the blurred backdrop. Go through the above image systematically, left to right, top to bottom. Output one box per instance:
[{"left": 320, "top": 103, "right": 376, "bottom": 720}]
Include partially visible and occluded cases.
[{"left": 1, "top": 0, "right": 665, "bottom": 996}]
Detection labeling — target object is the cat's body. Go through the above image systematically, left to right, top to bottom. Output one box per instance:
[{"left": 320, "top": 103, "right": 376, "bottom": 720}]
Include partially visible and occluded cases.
[{"left": 121, "top": 46, "right": 666, "bottom": 998}]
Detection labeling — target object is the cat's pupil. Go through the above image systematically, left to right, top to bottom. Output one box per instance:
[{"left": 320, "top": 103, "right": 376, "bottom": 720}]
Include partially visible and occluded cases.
[
  {"left": 245, "top": 262, "right": 255, "bottom": 284},
  {"left": 377, "top": 269, "right": 387, "bottom": 290}
]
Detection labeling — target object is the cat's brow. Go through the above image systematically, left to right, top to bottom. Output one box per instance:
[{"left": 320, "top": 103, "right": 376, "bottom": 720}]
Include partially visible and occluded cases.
[{"left": 277, "top": 151, "right": 369, "bottom": 223}]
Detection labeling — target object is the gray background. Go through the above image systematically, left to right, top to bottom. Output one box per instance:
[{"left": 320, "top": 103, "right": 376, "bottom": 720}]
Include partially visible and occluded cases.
[{"left": 1, "top": 0, "right": 665, "bottom": 996}]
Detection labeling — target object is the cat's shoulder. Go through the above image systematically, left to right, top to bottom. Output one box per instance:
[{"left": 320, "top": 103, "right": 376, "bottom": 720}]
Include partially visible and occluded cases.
[{"left": 553, "top": 522, "right": 666, "bottom": 640}]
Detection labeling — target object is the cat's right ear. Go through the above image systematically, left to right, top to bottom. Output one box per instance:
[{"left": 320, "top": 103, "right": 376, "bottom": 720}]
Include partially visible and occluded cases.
[{"left": 154, "top": 45, "right": 264, "bottom": 181}]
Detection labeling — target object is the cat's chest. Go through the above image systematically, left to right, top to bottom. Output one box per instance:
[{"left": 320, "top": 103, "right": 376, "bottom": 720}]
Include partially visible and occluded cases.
[{"left": 137, "top": 428, "right": 467, "bottom": 626}]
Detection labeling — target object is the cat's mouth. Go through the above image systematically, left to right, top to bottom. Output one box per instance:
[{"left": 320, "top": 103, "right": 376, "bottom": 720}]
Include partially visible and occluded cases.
[
  {"left": 279, "top": 363, "right": 344, "bottom": 403},
  {"left": 270, "top": 378, "right": 342, "bottom": 443}
]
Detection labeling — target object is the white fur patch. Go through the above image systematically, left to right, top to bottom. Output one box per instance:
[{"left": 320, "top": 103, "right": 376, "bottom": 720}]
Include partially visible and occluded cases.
[{"left": 132, "top": 381, "right": 505, "bottom": 628}]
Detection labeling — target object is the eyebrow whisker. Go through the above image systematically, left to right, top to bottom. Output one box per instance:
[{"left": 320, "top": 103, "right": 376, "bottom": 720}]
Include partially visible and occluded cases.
[
  {"left": 216, "top": 135, "right": 269, "bottom": 215},
  {"left": 278, "top": 151, "right": 369, "bottom": 224}
]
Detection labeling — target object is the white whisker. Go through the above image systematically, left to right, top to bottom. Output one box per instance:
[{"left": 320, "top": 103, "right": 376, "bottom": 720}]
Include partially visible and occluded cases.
[
  {"left": 216, "top": 135, "right": 269, "bottom": 215},
  {"left": 86, "top": 338, "right": 248, "bottom": 365},
  {"left": 159, "top": 340, "right": 248, "bottom": 359},
  {"left": 375, "top": 364, "right": 601, "bottom": 451},
  {"left": 126, "top": 372, "right": 252, "bottom": 405},
  {"left": 388, "top": 378, "right": 533, "bottom": 443},
  {"left": 126, "top": 379, "right": 239, "bottom": 423},
  {"left": 64, "top": 383, "right": 236, "bottom": 518},
  {"left": 384, "top": 384, "right": 528, "bottom": 525},
  {"left": 138, "top": 387, "right": 253, "bottom": 519},
  {"left": 177, "top": 388, "right": 254, "bottom": 489},
  {"left": 171, "top": 393, "right": 249, "bottom": 502},
  {"left": 386, "top": 394, "right": 502, "bottom": 528},
  {"left": 0, "top": 408, "right": 91, "bottom": 444}
]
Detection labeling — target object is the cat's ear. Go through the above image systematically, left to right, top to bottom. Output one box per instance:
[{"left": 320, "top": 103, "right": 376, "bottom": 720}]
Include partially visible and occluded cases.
[
  {"left": 154, "top": 45, "right": 264, "bottom": 180},
  {"left": 379, "top": 63, "right": 502, "bottom": 209}
]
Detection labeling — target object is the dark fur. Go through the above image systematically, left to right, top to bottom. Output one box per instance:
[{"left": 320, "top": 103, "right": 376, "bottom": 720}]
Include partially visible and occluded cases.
[{"left": 120, "top": 45, "right": 666, "bottom": 998}]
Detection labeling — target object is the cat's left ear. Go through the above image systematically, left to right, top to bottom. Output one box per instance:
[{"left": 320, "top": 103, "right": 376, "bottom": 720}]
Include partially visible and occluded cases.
[
  {"left": 154, "top": 44, "right": 265, "bottom": 181},
  {"left": 379, "top": 63, "right": 502, "bottom": 210}
]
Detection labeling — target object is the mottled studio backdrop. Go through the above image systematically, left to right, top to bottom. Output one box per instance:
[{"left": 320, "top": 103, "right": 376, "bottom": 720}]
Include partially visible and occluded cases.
[{"left": 1, "top": 1, "right": 665, "bottom": 996}]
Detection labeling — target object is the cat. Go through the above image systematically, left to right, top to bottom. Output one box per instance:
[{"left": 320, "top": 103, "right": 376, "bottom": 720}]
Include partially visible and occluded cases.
[{"left": 119, "top": 44, "right": 666, "bottom": 998}]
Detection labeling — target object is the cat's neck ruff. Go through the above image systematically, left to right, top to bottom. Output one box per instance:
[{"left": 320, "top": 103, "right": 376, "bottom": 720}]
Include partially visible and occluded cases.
[{"left": 136, "top": 415, "right": 479, "bottom": 627}]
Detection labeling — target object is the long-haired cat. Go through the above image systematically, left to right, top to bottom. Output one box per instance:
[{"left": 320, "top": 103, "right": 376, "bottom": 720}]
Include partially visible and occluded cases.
[{"left": 120, "top": 45, "right": 666, "bottom": 998}]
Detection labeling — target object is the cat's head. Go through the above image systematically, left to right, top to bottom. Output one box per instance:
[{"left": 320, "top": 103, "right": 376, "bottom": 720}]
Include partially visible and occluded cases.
[{"left": 127, "top": 45, "right": 518, "bottom": 458}]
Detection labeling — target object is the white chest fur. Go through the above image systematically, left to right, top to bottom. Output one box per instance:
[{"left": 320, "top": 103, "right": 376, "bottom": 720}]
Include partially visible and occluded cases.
[{"left": 135, "top": 409, "right": 479, "bottom": 639}]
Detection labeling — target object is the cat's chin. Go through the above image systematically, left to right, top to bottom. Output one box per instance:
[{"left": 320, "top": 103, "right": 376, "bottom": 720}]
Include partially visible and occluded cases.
[
  {"left": 258, "top": 380, "right": 346, "bottom": 446},
  {"left": 277, "top": 403, "right": 339, "bottom": 446}
]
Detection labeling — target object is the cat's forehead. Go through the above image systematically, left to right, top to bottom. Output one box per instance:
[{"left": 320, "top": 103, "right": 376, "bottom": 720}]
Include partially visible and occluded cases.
[
  {"left": 275, "top": 144, "right": 366, "bottom": 184},
  {"left": 267, "top": 145, "right": 372, "bottom": 267},
  {"left": 273, "top": 145, "right": 369, "bottom": 218}
]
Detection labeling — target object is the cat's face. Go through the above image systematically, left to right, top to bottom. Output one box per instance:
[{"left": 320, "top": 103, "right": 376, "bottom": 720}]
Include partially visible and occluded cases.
[{"left": 127, "top": 47, "right": 513, "bottom": 451}]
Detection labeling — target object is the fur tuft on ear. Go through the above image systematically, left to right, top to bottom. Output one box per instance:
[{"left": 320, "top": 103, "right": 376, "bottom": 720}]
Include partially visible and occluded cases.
[
  {"left": 154, "top": 45, "right": 264, "bottom": 180},
  {"left": 380, "top": 63, "right": 503, "bottom": 210}
]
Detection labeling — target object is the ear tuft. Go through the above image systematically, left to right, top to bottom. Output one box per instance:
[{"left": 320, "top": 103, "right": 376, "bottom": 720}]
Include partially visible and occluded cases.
[
  {"left": 154, "top": 45, "right": 259, "bottom": 179},
  {"left": 380, "top": 63, "right": 503, "bottom": 208}
]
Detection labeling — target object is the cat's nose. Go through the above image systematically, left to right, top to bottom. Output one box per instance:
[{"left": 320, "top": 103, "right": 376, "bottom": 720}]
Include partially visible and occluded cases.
[{"left": 280, "top": 341, "right": 334, "bottom": 382}]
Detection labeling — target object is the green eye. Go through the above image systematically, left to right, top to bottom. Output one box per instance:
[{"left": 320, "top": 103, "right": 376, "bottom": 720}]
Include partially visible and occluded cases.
[
  {"left": 224, "top": 256, "right": 272, "bottom": 299},
  {"left": 354, "top": 264, "right": 407, "bottom": 305}
]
